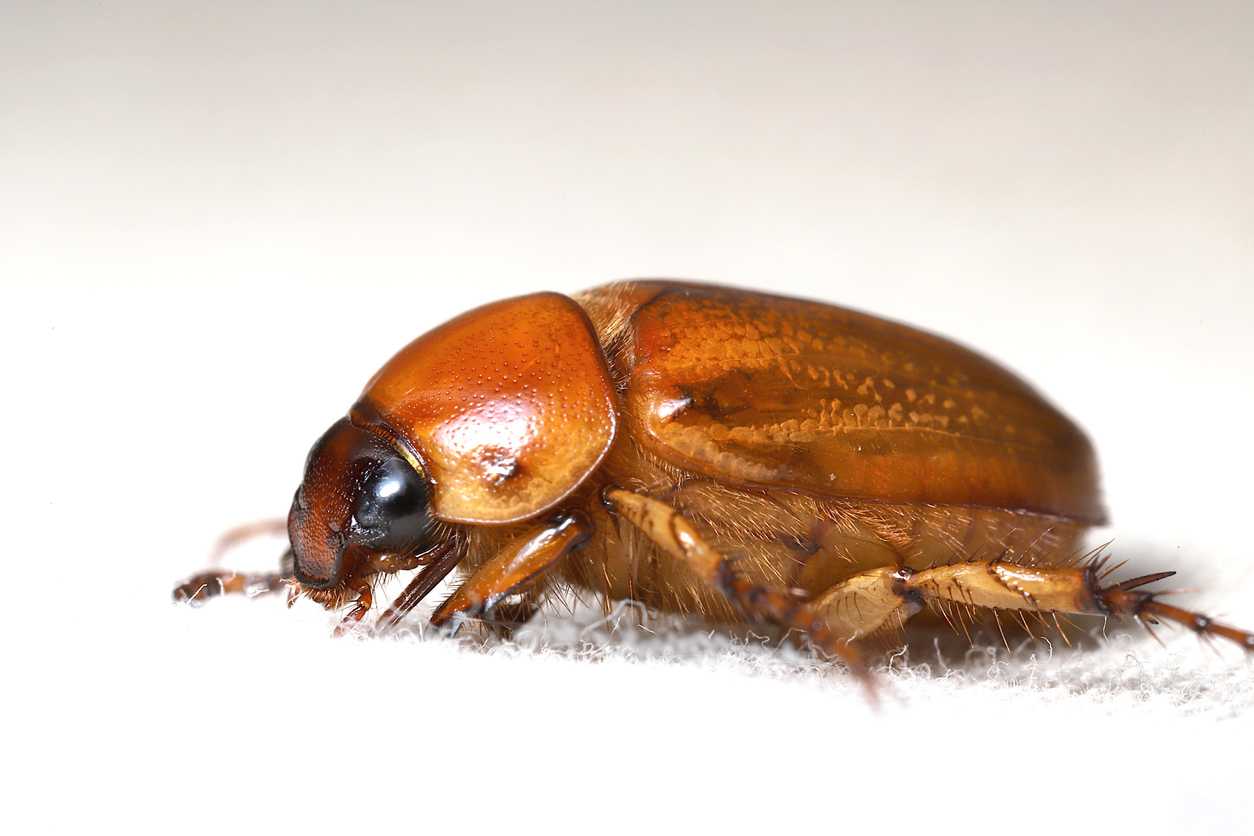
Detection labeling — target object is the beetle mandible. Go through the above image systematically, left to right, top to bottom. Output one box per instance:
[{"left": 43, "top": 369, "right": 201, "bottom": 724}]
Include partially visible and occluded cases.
[{"left": 173, "top": 280, "right": 1254, "bottom": 673}]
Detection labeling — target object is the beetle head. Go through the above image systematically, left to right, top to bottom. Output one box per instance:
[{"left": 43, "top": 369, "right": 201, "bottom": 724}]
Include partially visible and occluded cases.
[{"left": 288, "top": 417, "right": 437, "bottom": 592}]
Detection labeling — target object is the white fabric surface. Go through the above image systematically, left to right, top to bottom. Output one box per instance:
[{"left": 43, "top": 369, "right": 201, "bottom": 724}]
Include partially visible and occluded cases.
[{"left": 7, "top": 3, "right": 1252, "bottom": 833}]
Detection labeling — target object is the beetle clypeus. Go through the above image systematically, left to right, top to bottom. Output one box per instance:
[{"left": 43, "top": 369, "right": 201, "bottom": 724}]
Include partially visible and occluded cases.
[{"left": 173, "top": 280, "right": 1254, "bottom": 675}]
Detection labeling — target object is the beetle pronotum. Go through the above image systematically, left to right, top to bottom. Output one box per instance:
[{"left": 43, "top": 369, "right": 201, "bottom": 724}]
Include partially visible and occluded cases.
[{"left": 174, "top": 280, "right": 1254, "bottom": 675}]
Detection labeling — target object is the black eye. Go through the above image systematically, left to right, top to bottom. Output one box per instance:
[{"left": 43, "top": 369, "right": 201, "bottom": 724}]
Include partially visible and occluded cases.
[{"left": 352, "top": 456, "right": 433, "bottom": 549}]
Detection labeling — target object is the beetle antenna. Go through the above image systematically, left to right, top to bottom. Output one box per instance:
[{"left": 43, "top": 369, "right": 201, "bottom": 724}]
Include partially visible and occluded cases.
[{"left": 207, "top": 517, "right": 289, "bottom": 567}]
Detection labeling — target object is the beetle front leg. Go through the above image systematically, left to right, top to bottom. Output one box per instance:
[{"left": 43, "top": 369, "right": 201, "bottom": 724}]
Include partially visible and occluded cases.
[
  {"left": 601, "top": 488, "right": 869, "bottom": 677},
  {"left": 429, "top": 511, "right": 593, "bottom": 634},
  {"left": 372, "top": 537, "right": 468, "bottom": 636},
  {"left": 173, "top": 548, "right": 294, "bottom": 605},
  {"left": 173, "top": 569, "right": 290, "bottom": 604}
]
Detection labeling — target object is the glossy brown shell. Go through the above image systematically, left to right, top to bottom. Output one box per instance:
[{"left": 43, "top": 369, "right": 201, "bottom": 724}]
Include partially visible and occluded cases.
[
  {"left": 597, "top": 282, "right": 1104, "bottom": 525},
  {"left": 355, "top": 292, "right": 617, "bottom": 524}
]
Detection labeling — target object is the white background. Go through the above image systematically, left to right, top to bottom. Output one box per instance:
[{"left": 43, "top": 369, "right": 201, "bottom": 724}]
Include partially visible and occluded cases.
[{"left": 5, "top": 2, "right": 1253, "bottom": 833}]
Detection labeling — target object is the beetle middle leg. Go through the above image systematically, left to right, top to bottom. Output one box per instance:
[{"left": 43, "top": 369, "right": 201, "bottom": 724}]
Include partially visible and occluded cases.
[
  {"left": 601, "top": 487, "right": 869, "bottom": 676},
  {"left": 428, "top": 511, "right": 593, "bottom": 634}
]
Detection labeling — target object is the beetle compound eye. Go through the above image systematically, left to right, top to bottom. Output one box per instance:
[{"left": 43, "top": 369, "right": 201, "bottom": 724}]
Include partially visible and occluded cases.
[{"left": 351, "top": 456, "right": 434, "bottom": 551}]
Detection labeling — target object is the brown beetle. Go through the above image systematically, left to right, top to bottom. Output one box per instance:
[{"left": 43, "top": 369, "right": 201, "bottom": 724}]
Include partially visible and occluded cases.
[{"left": 173, "top": 280, "right": 1254, "bottom": 673}]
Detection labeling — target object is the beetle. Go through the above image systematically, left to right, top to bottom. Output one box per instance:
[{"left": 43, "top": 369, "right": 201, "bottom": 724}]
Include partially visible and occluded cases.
[{"left": 173, "top": 280, "right": 1254, "bottom": 674}]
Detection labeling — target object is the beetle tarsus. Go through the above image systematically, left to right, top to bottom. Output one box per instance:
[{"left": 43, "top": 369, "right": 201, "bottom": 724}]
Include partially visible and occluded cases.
[{"left": 1100, "top": 578, "right": 1254, "bottom": 651}]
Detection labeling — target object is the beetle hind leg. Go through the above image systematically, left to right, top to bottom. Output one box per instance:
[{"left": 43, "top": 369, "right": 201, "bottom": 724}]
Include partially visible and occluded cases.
[
  {"left": 899, "top": 559, "right": 1254, "bottom": 652},
  {"left": 804, "top": 567, "right": 925, "bottom": 643},
  {"left": 1099, "top": 571, "right": 1254, "bottom": 650}
]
